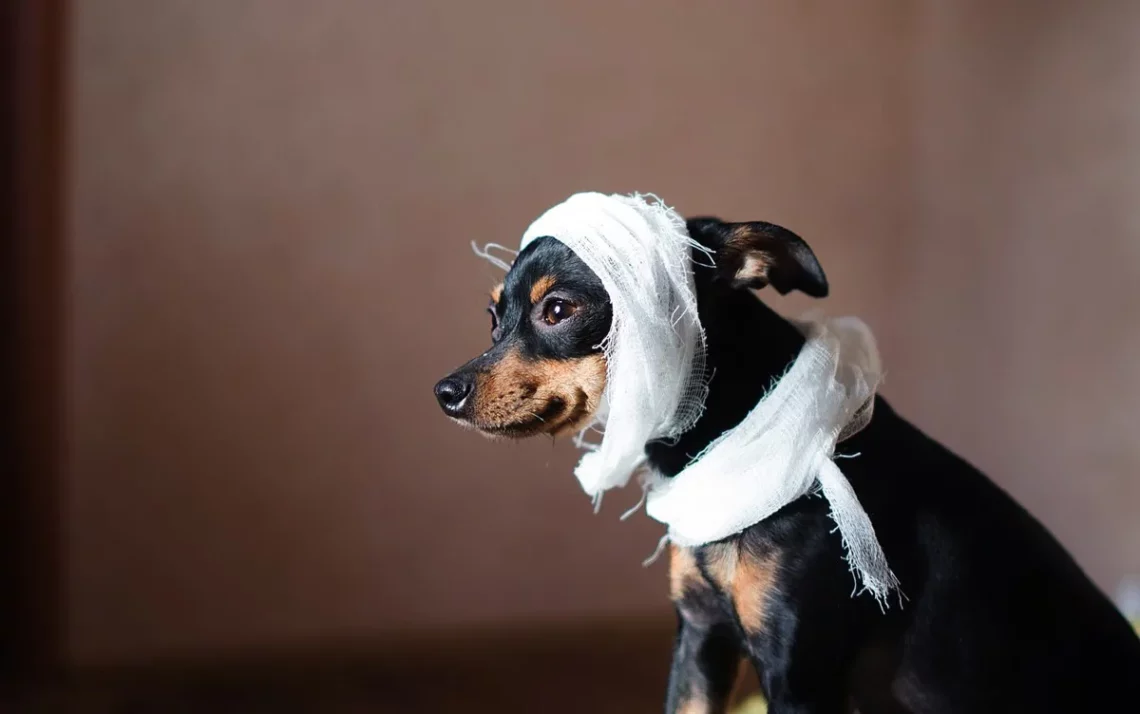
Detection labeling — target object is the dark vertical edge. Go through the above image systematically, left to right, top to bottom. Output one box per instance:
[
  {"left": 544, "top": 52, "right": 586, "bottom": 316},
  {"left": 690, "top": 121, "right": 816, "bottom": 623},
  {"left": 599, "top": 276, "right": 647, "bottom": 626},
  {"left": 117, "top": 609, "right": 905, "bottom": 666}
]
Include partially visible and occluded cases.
[{"left": 1, "top": 0, "right": 69, "bottom": 682}]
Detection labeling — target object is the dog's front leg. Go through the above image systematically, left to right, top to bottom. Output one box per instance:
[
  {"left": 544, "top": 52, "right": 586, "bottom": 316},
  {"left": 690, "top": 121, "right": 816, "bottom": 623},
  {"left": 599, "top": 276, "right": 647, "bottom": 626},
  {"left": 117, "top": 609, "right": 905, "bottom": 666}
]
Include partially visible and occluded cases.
[
  {"left": 665, "top": 545, "right": 743, "bottom": 714},
  {"left": 664, "top": 613, "right": 742, "bottom": 714},
  {"left": 749, "top": 617, "right": 855, "bottom": 714},
  {"left": 761, "top": 683, "right": 850, "bottom": 714}
]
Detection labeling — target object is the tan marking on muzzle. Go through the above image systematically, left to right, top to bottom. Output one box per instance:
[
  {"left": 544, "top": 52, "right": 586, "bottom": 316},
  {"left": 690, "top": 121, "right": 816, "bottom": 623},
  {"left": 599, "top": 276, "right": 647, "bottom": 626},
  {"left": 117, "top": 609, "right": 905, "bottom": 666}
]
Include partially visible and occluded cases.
[{"left": 471, "top": 349, "right": 606, "bottom": 436}]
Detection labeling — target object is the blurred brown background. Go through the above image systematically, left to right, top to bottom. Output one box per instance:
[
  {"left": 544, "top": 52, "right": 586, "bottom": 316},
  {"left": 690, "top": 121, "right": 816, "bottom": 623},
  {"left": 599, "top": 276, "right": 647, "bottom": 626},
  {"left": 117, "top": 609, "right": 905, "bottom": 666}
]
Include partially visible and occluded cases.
[{"left": 6, "top": 0, "right": 1140, "bottom": 711}]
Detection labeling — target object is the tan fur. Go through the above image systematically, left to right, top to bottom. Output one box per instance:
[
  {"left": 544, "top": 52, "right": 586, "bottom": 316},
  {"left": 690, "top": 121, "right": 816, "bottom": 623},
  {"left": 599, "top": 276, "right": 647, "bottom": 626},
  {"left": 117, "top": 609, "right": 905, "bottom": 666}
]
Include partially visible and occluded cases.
[
  {"left": 728, "top": 224, "right": 754, "bottom": 243},
  {"left": 725, "top": 225, "right": 776, "bottom": 285},
  {"left": 735, "top": 252, "right": 774, "bottom": 283},
  {"left": 529, "top": 275, "right": 557, "bottom": 304},
  {"left": 489, "top": 283, "right": 503, "bottom": 305},
  {"left": 471, "top": 349, "right": 606, "bottom": 435},
  {"left": 702, "top": 541, "right": 740, "bottom": 591},
  {"left": 669, "top": 545, "right": 703, "bottom": 601},
  {"left": 731, "top": 552, "right": 781, "bottom": 635},
  {"left": 676, "top": 697, "right": 716, "bottom": 714}
]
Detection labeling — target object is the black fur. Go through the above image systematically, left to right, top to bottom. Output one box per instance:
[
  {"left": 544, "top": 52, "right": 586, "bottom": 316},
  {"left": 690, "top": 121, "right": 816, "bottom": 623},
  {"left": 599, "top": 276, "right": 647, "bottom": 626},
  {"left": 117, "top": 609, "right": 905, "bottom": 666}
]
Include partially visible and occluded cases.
[
  {"left": 436, "top": 216, "right": 1140, "bottom": 713},
  {"left": 492, "top": 238, "right": 612, "bottom": 362}
]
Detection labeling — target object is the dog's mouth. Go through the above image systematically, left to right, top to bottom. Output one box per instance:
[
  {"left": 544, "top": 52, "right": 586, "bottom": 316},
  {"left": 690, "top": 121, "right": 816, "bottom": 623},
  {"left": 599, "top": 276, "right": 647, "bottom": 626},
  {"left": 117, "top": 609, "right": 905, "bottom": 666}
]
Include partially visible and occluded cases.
[
  {"left": 465, "top": 391, "right": 595, "bottom": 439},
  {"left": 476, "top": 415, "right": 551, "bottom": 438}
]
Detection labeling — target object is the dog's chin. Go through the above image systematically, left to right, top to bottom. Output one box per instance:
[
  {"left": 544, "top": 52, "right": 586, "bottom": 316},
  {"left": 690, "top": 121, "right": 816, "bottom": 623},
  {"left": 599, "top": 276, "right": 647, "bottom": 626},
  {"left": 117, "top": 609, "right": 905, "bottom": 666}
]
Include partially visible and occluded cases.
[
  {"left": 459, "top": 398, "right": 598, "bottom": 441},
  {"left": 446, "top": 413, "right": 547, "bottom": 440},
  {"left": 479, "top": 422, "right": 548, "bottom": 440}
]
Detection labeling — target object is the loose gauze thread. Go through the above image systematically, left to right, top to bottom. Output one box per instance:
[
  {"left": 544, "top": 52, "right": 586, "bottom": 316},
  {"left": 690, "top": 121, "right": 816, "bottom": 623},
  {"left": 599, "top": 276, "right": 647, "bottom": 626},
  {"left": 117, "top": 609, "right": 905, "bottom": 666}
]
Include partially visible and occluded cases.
[{"left": 476, "top": 191, "right": 902, "bottom": 609}]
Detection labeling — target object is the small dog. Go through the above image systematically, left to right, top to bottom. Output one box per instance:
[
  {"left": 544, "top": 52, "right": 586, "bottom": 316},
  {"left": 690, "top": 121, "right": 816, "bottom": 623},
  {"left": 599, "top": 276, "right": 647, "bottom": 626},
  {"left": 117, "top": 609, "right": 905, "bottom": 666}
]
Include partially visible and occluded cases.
[{"left": 434, "top": 216, "right": 1140, "bottom": 713}]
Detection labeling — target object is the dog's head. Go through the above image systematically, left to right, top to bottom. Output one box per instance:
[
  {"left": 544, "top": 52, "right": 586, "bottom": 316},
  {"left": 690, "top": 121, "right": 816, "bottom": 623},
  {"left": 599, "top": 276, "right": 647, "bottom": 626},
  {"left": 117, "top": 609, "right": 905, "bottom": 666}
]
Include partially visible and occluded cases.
[{"left": 433, "top": 217, "right": 828, "bottom": 438}]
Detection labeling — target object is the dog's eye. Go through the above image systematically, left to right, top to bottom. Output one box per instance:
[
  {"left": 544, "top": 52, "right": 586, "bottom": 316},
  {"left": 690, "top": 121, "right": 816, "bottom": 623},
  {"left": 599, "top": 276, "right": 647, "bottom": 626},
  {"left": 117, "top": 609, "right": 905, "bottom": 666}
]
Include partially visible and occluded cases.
[{"left": 542, "top": 299, "right": 577, "bottom": 326}]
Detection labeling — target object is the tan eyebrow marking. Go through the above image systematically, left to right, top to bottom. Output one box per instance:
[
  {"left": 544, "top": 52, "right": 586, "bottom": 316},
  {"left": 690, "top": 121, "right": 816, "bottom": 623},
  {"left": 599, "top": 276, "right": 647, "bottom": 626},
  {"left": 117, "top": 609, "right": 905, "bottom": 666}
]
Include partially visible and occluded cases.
[{"left": 530, "top": 275, "right": 556, "bottom": 304}]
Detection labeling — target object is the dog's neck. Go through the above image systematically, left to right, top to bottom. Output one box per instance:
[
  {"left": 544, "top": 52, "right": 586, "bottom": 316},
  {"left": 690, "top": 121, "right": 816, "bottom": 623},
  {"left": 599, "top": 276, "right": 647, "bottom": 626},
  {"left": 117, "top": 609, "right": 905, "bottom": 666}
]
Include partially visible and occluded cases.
[{"left": 644, "top": 282, "right": 806, "bottom": 477}]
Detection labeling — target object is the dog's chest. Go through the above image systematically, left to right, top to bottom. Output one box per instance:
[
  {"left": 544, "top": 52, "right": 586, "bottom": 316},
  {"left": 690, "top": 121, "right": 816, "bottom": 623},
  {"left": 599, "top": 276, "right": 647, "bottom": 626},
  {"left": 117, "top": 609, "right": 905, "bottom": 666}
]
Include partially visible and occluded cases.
[{"left": 669, "top": 542, "right": 781, "bottom": 640}]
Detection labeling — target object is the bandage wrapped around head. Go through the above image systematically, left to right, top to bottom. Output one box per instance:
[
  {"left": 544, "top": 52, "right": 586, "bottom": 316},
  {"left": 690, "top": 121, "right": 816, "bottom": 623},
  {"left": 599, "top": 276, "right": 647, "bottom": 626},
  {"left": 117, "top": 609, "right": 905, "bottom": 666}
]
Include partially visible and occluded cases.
[{"left": 520, "top": 192, "right": 711, "bottom": 499}]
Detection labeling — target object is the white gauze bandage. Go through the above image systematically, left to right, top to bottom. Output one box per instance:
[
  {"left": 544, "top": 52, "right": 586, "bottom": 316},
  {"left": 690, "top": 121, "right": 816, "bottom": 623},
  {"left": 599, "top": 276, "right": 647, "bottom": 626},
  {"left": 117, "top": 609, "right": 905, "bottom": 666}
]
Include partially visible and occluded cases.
[
  {"left": 512, "top": 192, "right": 900, "bottom": 607},
  {"left": 520, "top": 192, "right": 712, "bottom": 498},
  {"left": 644, "top": 316, "right": 901, "bottom": 605}
]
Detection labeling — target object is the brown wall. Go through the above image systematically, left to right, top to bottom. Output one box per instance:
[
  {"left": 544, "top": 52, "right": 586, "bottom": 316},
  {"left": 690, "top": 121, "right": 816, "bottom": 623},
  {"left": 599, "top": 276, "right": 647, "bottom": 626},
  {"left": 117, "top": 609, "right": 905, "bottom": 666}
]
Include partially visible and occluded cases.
[
  {"left": 63, "top": 0, "right": 1140, "bottom": 670},
  {"left": 66, "top": 0, "right": 911, "bottom": 665},
  {"left": 891, "top": 0, "right": 1140, "bottom": 596}
]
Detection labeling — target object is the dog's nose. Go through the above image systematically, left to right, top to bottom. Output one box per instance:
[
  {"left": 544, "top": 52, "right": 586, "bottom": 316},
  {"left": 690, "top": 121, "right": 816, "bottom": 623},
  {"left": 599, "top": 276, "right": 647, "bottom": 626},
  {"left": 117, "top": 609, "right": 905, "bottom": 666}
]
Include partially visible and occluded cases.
[{"left": 434, "top": 374, "right": 473, "bottom": 416}]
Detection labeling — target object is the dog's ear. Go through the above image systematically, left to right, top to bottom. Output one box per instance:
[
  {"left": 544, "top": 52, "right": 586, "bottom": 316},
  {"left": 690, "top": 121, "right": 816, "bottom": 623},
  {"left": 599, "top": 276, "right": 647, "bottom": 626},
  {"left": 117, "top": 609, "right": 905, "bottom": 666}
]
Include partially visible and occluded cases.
[{"left": 687, "top": 217, "right": 829, "bottom": 298}]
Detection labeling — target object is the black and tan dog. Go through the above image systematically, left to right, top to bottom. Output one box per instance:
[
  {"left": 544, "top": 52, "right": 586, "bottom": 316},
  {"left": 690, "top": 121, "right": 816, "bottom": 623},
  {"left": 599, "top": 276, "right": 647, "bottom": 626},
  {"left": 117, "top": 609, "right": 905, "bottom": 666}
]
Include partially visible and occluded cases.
[{"left": 434, "top": 216, "right": 1140, "bottom": 713}]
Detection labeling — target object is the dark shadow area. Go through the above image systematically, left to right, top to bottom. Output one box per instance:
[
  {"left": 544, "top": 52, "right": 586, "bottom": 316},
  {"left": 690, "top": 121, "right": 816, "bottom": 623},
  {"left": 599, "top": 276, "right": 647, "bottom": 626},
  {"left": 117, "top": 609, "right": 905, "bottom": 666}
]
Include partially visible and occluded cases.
[{"left": 1, "top": 0, "right": 66, "bottom": 687}]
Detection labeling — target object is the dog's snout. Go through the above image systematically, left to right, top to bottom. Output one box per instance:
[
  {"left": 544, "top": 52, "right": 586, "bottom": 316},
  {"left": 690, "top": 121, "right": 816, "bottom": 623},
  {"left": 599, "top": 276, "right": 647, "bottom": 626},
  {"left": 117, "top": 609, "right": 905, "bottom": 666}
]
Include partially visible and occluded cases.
[{"left": 434, "top": 374, "right": 474, "bottom": 416}]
